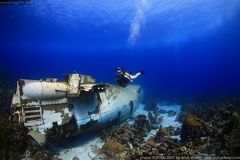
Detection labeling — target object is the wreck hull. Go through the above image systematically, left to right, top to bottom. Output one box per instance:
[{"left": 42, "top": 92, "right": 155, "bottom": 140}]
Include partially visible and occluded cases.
[
  {"left": 11, "top": 74, "right": 141, "bottom": 144},
  {"left": 22, "top": 81, "right": 68, "bottom": 100},
  {"left": 72, "top": 85, "right": 141, "bottom": 127}
]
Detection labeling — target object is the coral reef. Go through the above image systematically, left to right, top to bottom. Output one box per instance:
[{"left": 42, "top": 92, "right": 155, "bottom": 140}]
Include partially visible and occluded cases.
[
  {"left": 100, "top": 98, "right": 240, "bottom": 159},
  {"left": 179, "top": 99, "right": 240, "bottom": 156},
  {"left": 100, "top": 111, "right": 198, "bottom": 159},
  {"left": 148, "top": 111, "right": 163, "bottom": 129},
  {"left": 223, "top": 112, "right": 240, "bottom": 155},
  {"left": 0, "top": 115, "right": 28, "bottom": 160},
  {"left": 133, "top": 115, "right": 151, "bottom": 137},
  {"left": 181, "top": 115, "right": 204, "bottom": 142},
  {"left": 102, "top": 124, "right": 145, "bottom": 148},
  {"left": 155, "top": 127, "right": 168, "bottom": 141},
  {"left": 130, "top": 136, "right": 198, "bottom": 158},
  {"left": 102, "top": 138, "right": 125, "bottom": 159},
  {"left": 130, "top": 139, "right": 161, "bottom": 158}
]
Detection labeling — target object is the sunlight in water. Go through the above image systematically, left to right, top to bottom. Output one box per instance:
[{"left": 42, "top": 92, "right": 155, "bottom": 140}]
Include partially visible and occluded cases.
[{"left": 128, "top": 0, "right": 150, "bottom": 46}]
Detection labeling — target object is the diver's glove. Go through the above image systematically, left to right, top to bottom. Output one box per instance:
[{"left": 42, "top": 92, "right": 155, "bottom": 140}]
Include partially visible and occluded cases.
[{"left": 139, "top": 71, "right": 145, "bottom": 75}]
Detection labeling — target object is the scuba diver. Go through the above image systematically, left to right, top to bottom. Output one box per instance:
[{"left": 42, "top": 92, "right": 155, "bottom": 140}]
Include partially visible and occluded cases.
[{"left": 116, "top": 67, "right": 143, "bottom": 87}]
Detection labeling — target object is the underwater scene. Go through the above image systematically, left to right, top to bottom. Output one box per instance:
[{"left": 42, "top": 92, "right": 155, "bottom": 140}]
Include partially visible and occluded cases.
[{"left": 1, "top": 0, "right": 240, "bottom": 159}]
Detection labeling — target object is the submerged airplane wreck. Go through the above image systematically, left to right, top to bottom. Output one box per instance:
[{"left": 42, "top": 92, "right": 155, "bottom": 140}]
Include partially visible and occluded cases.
[{"left": 11, "top": 74, "right": 141, "bottom": 145}]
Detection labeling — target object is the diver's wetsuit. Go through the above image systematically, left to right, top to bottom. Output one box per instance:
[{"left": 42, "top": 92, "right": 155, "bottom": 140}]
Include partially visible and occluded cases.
[{"left": 116, "top": 69, "right": 142, "bottom": 87}]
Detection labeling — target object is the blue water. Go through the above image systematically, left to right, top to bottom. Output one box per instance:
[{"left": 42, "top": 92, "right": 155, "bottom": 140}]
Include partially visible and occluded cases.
[{"left": 1, "top": 0, "right": 240, "bottom": 100}]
